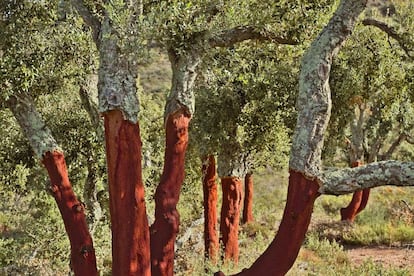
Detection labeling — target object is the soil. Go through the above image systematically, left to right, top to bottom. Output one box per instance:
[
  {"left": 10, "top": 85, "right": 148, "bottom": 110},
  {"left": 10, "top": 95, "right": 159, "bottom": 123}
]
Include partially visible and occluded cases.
[{"left": 345, "top": 244, "right": 414, "bottom": 273}]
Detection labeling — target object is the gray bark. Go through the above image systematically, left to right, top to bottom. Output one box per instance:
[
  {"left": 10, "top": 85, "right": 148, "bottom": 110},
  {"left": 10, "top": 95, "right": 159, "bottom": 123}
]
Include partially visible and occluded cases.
[
  {"left": 289, "top": 0, "right": 368, "bottom": 178},
  {"left": 72, "top": 2, "right": 140, "bottom": 123},
  {"left": 97, "top": 18, "right": 140, "bottom": 123},
  {"left": 165, "top": 48, "right": 202, "bottom": 117},
  {"left": 7, "top": 93, "right": 60, "bottom": 158},
  {"left": 217, "top": 151, "right": 250, "bottom": 179},
  {"left": 319, "top": 161, "right": 414, "bottom": 195}
]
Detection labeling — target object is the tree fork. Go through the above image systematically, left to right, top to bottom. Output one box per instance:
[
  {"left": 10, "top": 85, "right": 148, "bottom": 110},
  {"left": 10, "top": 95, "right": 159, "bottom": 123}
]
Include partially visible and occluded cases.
[
  {"left": 151, "top": 109, "right": 190, "bottom": 276},
  {"left": 103, "top": 110, "right": 150, "bottom": 276}
]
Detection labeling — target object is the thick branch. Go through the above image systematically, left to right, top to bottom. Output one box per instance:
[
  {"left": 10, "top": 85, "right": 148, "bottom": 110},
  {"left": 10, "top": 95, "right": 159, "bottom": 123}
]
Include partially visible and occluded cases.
[
  {"left": 70, "top": 0, "right": 101, "bottom": 44},
  {"left": 289, "top": 0, "right": 367, "bottom": 177},
  {"left": 362, "top": 18, "right": 413, "bottom": 58},
  {"left": 209, "top": 26, "right": 297, "bottom": 48},
  {"left": 7, "top": 94, "right": 60, "bottom": 158},
  {"left": 380, "top": 132, "right": 406, "bottom": 160},
  {"left": 319, "top": 161, "right": 414, "bottom": 195}
]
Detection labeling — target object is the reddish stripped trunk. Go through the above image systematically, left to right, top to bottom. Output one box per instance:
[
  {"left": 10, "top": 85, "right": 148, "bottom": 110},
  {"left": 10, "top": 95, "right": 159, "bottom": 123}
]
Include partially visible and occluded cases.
[
  {"left": 151, "top": 109, "right": 190, "bottom": 276},
  {"left": 103, "top": 110, "right": 150, "bottom": 276},
  {"left": 42, "top": 151, "right": 97, "bottom": 276},
  {"left": 202, "top": 155, "right": 219, "bottom": 262},
  {"left": 340, "top": 161, "right": 370, "bottom": 222},
  {"left": 217, "top": 170, "right": 320, "bottom": 276},
  {"left": 242, "top": 173, "right": 254, "bottom": 224},
  {"left": 220, "top": 176, "right": 243, "bottom": 263}
]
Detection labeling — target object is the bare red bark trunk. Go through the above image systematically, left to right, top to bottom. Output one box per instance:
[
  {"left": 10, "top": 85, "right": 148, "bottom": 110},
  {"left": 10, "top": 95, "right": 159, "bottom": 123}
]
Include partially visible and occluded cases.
[
  {"left": 151, "top": 109, "right": 190, "bottom": 276},
  {"left": 103, "top": 110, "right": 150, "bottom": 276},
  {"left": 42, "top": 151, "right": 97, "bottom": 276},
  {"left": 202, "top": 155, "right": 219, "bottom": 262},
  {"left": 340, "top": 161, "right": 370, "bottom": 222},
  {"left": 216, "top": 170, "right": 320, "bottom": 276},
  {"left": 242, "top": 173, "right": 254, "bottom": 224},
  {"left": 220, "top": 176, "right": 243, "bottom": 264}
]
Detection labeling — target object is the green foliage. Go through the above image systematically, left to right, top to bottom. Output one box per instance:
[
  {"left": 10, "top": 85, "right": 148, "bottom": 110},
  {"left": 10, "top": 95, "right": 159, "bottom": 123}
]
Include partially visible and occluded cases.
[
  {"left": 0, "top": 0, "right": 97, "bottom": 102},
  {"left": 325, "top": 3, "right": 414, "bottom": 164},
  {"left": 192, "top": 43, "right": 297, "bottom": 171}
]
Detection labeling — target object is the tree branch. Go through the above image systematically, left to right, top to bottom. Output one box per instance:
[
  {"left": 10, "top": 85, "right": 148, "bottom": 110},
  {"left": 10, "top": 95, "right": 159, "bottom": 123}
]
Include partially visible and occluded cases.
[
  {"left": 70, "top": 0, "right": 101, "bottom": 44},
  {"left": 362, "top": 18, "right": 413, "bottom": 58},
  {"left": 209, "top": 26, "right": 298, "bottom": 48},
  {"left": 7, "top": 93, "right": 60, "bottom": 158},
  {"left": 380, "top": 132, "right": 406, "bottom": 160},
  {"left": 406, "top": 134, "right": 414, "bottom": 145},
  {"left": 319, "top": 160, "right": 414, "bottom": 195}
]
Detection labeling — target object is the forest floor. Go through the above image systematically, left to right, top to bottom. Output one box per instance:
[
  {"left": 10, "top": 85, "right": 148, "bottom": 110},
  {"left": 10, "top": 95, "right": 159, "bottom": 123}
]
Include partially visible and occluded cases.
[{"left": 346, "top": 245, "right": 414, "bottom": 273}]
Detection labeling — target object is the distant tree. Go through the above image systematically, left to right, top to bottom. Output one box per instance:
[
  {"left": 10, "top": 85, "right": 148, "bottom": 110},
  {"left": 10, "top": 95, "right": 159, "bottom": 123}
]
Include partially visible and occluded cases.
[{"left": 193, "top": 43, "right": 297, "bottom": 263}]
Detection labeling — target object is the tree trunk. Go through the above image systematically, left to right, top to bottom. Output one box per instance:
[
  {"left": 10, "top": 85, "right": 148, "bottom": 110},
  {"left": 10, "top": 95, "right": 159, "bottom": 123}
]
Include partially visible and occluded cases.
[
  {"left": 216, "top": 1, "right": 367, "bottom": 275},
  {"left": 150, "top": 47, "right": 200, "bottom": 275},
  {"left": 8, "top": 94, "right": 98, "bottom": 275},
  {"left": 150, "top": 109, "right": 191, "bottom": 276},
  {"left": 104, "top": 110, "right": 150, "bottom": 276},
  {"left": 43, "top": 151, "right": 98, "bottom": 276},
  {"left": 202, "top": 155, "right": 219, "bottom": 262},
  {"left": 340, "top": 161, "right": 370, "bottom": 222},
  {"left": 216, "top": 171, "right": 320, "bottom": 276},
  {"left": 242, "top": 173, "right": 254, "bottom": 224},
  {"left": 220, "top": 176, "right": 243, "bottom": 263}
]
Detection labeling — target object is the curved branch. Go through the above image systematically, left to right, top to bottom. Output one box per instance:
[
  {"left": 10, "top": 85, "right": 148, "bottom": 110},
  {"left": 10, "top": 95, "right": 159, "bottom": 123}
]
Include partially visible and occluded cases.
[
  {"left": 70, "top": 0, "right": 101, "bottom": 44},
  {"left": 362, "top": 18, "right": 413, "bottom": 58},
  {"left": 209, "top": 26, "right": 298, "bottom": 48},
  {"left": 380, "top": 132, "right": 406, "bottom": 160},
  {"left": 406, "top": 134, "right": 414, "bottom": 145},
  {"left": 319, "top": 160, "right": 414, "bottom": 195}
]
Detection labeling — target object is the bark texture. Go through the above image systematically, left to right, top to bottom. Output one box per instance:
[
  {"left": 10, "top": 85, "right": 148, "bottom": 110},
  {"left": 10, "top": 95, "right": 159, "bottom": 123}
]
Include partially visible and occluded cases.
[
  {"left": 289, "top": 0, "right": 368, "bottom": 177},
  {"left": 151, "top": 109, "right": 190, "bottom": 276},
  {"left": 104, "top": 110, "right": 150, "bottom": 276},
  {"left": 43, "top": 152, "right": 98, "bottom": 276},
  {"left": 202, "top": 155, "right": 219, "bottom": 262},
  {"left": 319, "top": 160, "right": 414, "bottom": 195},
  {"left": 242, "top": 173, "right": 254, "bottom": 224},
  {"left": 220, "top": 177, "right": 243, "bottom": 263}
]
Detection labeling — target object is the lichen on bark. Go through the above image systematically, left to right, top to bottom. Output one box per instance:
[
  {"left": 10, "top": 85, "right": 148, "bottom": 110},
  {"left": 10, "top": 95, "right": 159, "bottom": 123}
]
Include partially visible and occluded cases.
[
  {"left": 289, "top": 0, "right": 368, "bottom": 178},
  {"left": 98, "top": 19, "right": 140, "bottom": 123},
  {"left": 165, "top": 48, "right": 201, "bottom": 118},
  {"left": 8, "top": 93, "right": 60, "bottom": 158},
  {"left": 319, "top": 160, "right": 414, "bottom": 195}
]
